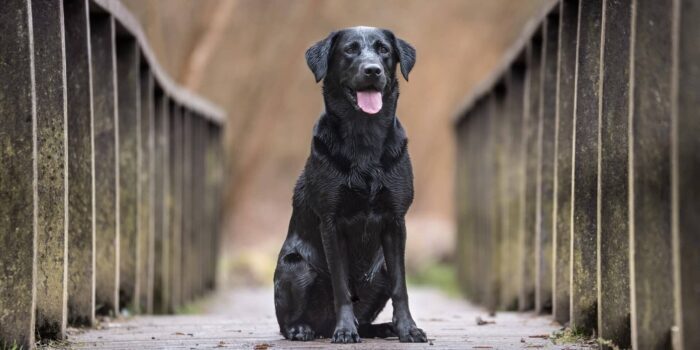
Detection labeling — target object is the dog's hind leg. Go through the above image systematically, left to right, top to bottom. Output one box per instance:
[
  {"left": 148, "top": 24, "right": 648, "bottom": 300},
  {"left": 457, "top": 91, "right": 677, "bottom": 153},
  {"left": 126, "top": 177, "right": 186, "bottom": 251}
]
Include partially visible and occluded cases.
[{"left": 274, "top": 251, "right": 318, "bottom": 341}]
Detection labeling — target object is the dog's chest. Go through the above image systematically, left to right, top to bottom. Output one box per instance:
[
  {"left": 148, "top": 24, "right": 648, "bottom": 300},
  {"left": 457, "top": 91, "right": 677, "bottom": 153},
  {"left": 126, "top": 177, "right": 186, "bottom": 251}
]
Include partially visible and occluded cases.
[{"left": 337, "top": 166, "right": 393, "bottom": 215}]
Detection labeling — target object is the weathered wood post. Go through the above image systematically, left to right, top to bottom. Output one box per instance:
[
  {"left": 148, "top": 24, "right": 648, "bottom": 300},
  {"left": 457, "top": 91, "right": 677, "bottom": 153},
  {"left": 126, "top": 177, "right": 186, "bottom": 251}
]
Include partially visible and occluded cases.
[
  {"left": 32, "top": 0, "right": 69, "bottom": 341},
  {"left": 64, "top": 0, "right": 95, "bottom": 327},
  {"left": 552, "top": 0, "right": 578, "bottom": 325},
  {"left": 570, "top": 0, "right": 602, "bottom": 334},
  {"left": 597, "top": 0, "right": 632, "bottom": 347},
  {"left": 629, "top": 0, "right": 675, "bottom": 348},
  {"left": 0, "top": 1, "right": 38, "bottom": 347},
  {"left": 674, "top": 1, "right": 700, "bottom": 348},
  {"left": 90, "top": 10, "right": 120, "bottom": 316},
  {"left": 535, "top": 10, "right": 558, "bottom": 314},
  {"left": 520, "top": 30, "right": 542, "bottom": 312},
  {"left": 116, "top": 33, "right": 140, "bottom": 312},
  {"left": 501, "top": 61, "right": 526, "bottom": 311},
  {"left": 138, "top": 69, "right": 155, "bottom": 314},
  {"left": 492, "top": 82, "right": 508, "bottom": 312},
  {"left": 153, "top": 92, "right": 171, "bottom": 313},
  {"left": 481, "top": 92, "right": 496, "bottom": 312},
  {"left": 471, "top": 98, "right": 489, "bottom": 305},
  {"left": 168, "top": 103, "right": 183, "bottom": 311},
  {"left": 455, "top": 107, "right": 471, "bottom": 300},
  {"left": 181, "top": 111, "right": 194, "bottom": 304},
  {"left": 195, "top": 116, "right": 208, "bottom": 296},
  {"left": 205, "top": 122, "right": 219, "bottom": 291},
  {"left": 210, "top": 124, "right": 225, "bottom": 290}
]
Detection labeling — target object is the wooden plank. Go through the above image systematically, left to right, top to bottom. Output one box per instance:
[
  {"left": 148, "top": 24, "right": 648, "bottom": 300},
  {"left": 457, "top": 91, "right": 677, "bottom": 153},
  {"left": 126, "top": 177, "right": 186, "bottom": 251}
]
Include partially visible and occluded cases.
[
  {"left": 0, "top": 0, "right": 37, "bottom": 347},
  {"left": 32, "top": 0, "right": 69, "bottom": 340},
  {"left": 64, "top": 0, "right": 95, "bottom": 327},
  {"left": 552, "top": 0, "right": 578, "bottom": 325},
  {"left": 570, "top": 0, "right": 602, "bottom": 334},
  {"left": 597, "top": 0, "right": 632, "bottom": 347},
  {"left": 629, "top": 0, "right": 675, "bottom": 348},
  {"left": 674, "top": 1, "right": 700, "bottom": 348},
  {"left": 535, "top": 10, "right": 559, "bottom": 314},
  {"left": 90, "top": 11, "right": 119, "bottom": 316},
  {"left": 520, "top": 30, "right": 543, "bottom": 312},
  {"left": 116, "top": 34, "right": 140, "bottom": 312},
  {"left": 501, "top": 61, "right": 526, "bottom": 311},
  {"left": 138, "top": 69, "right": 155, "bottom": 314},
  {"left": 492, "top": 82, "right": 509, "bottom": 312},
  {"left": 153, "top": 92, "right": 170, "bottom": 313},
  {"left": 482, "top": 92, "right": 497, "bottom": 312},
  {"left": 469, "top": 98, "right": 489, "bottom": 305},
  {"left": 168, "top": 103, "right": 183, "bottom": 310},
  {"left": 455, "top": 109, "right": 475, "bottom": 300},
  {"left": 181, "top": 111, "right": 193, "bottom": 304},
  {"left": 194, "top": 116, "right": 208, "bottom": 296},
  {"left": 205, "top": 122, "right": 219, "bottom": 291},
  {"left": 210, "top": 125, "right": 224, "bottom": 291},
  {"left": 66, "top": 288, "right": 579, "bottom": 349}
]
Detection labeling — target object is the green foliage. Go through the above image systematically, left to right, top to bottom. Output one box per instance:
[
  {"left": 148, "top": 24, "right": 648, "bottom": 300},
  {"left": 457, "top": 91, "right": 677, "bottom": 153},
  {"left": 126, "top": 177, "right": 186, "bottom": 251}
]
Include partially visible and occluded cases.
[
  {"left": 407, "top": 262, "right": 460, "bottom": 297},
  {"left": 175, "top": 299, "right": 207, "bottom": 315},
  {"left": 551, "top": 327, "right": 592, "bottom": 345},
  {"left": 0, "top": 340, "right": 22, "bottom": 350}
]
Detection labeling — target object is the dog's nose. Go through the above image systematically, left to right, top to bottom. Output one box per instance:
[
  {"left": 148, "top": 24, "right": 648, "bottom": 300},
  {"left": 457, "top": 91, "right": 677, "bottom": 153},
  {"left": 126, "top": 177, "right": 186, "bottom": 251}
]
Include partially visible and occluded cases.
[{"left": 363, "top": 64, "right": 383, "bottom": 77}]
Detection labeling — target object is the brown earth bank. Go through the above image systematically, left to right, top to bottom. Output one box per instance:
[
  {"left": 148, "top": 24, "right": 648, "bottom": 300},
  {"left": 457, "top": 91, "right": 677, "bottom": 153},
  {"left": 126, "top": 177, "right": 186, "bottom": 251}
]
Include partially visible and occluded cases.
[{"left": 121, "top": 0, "right": 551, "bottom": 283}]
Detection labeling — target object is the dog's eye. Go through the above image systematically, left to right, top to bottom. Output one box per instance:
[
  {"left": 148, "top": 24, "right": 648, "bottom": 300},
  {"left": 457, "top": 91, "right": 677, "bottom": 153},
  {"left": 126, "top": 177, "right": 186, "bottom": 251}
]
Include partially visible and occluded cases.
[
  {"left": 344, "top": 45, "right": 359, "bottom": 55},
  {"left": 377, "top": 45, "right": 389, "bottom": 54}
]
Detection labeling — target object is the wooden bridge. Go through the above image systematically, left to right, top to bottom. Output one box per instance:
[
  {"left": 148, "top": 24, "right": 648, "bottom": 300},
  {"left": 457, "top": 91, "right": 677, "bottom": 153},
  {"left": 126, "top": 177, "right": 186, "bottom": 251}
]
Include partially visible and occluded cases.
[
  {"left": 1, "top": 0, "right": 699, "bottom": 349},
  {"left": 1, "top": 0, "right": 224, "bottom": 347},
  {"left": 455, "top": 0, "right": 698, "bottom": 349},
  {"left": 63, "top": 287, "right": 586, "bottom": 350}
]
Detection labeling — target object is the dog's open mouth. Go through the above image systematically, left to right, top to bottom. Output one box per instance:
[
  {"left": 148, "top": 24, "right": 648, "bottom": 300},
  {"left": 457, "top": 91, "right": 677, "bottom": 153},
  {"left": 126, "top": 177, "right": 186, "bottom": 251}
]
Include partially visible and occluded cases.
[
  {"left": 343, "top": 86, "right": 383, "bottom": 115},
  {"left": 355, "top": 90, "right": 383, "bottom": 114}
]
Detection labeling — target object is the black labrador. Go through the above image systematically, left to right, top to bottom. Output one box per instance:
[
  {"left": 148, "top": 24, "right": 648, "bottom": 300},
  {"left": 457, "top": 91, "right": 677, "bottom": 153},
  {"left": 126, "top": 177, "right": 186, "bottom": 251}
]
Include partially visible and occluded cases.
[{"left": 273, "top": 26, "right": 426, "bottom": 344}]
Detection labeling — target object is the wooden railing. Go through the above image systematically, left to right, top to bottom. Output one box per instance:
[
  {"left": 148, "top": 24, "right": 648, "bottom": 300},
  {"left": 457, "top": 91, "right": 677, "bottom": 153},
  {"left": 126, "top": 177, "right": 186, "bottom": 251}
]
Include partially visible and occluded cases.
[
  {"left": 0, "top": 0, "right": 226, "bottom": 348},
  {"left": 454, "top": 0, "right": 698, "bottom": 349}
]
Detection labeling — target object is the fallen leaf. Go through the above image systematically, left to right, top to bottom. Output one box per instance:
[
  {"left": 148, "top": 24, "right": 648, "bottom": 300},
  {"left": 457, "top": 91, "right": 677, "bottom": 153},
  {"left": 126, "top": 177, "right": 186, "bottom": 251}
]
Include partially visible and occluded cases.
[
  {"left": 475, "top": 316, "right": 496, "bottom": 326},
  {"left": 174, "top": 332, "right": 185, "bottom": 336},
  {"left": 528, "top": 334, "right": 549, "bottom": 339},
  {"left": 254, "top": 343, "right": 272, "bottom": 350}
]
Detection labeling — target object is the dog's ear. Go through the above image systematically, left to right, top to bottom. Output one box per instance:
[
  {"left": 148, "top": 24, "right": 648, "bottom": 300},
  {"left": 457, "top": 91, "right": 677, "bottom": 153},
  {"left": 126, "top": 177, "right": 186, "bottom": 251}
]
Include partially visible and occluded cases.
[
  {"left": 305, "top": 31, "right": 338, "bottom": 83},
  {"left": 394, "top": 37, "right": 416, "bottom": 81}
]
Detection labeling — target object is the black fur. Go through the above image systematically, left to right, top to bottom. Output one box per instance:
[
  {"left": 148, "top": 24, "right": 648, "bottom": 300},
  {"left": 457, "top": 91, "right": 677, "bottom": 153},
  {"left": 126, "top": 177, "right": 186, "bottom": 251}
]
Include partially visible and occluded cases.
[{"left": 273, "top": 27, "right": 426, "bottom": 344}]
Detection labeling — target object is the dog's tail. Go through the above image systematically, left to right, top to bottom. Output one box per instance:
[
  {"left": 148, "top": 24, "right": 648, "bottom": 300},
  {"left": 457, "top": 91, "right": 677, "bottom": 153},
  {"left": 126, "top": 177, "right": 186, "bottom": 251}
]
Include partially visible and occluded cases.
[{"left": 357, "top": 322, "right": 396, "bottom": 339}]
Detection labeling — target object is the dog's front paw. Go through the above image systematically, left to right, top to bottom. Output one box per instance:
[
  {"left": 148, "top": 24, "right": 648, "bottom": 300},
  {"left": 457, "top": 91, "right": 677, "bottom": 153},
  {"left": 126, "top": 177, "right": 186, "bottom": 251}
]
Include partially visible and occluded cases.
[
  {"left": 395, "top": 323, "right": 427, "bottom": 343},
  {"left": 331, "top": 326, "right": 361, "bottom": 343}
]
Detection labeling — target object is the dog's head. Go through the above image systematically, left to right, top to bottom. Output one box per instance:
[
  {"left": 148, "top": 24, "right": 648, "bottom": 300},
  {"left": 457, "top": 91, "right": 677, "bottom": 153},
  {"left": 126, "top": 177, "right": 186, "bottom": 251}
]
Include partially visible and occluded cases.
[{"left": 305, "top": 27, "right": 416, "bottom": 115}]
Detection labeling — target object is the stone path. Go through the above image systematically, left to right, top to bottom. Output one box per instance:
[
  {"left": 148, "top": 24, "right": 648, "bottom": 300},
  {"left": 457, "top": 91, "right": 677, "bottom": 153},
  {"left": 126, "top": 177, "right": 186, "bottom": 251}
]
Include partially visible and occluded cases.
[{"left": 60, "top": 287, "right": 589, "bottom": 349}]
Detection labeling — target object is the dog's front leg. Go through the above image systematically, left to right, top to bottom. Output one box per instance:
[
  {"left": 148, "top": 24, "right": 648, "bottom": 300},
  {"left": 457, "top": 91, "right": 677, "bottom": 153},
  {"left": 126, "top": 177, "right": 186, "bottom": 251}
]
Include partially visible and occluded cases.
[
  {"left": 320, "top": 217, "right": 360, "bottom": 343},
  {"left": 382, "top": 217, "right": 427, "bottom": 343}
]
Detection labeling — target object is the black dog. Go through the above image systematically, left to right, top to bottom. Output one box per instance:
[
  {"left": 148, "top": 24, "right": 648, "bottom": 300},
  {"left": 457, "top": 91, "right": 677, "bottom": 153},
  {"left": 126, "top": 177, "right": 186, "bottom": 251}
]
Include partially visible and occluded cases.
[{"left": 273, "top": 26, "right": 426, "bottom": 344}]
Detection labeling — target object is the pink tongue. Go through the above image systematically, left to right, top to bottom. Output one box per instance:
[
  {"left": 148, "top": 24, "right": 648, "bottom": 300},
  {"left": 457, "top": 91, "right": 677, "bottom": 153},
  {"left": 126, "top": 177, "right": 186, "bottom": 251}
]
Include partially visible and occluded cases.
[{"left": 356, "top": 91, "right": 383, "bottom": 114}]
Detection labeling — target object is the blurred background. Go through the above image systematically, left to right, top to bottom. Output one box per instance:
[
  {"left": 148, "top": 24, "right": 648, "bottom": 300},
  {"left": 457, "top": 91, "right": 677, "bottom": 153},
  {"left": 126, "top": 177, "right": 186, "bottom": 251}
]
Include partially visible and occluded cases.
[{"left": 121, "top": 0, "right": 549, "bottom": 292}]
